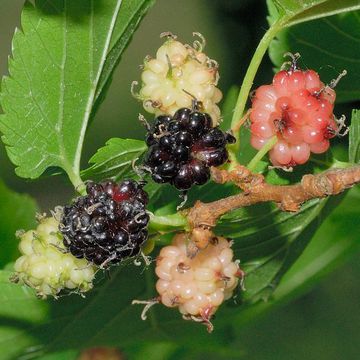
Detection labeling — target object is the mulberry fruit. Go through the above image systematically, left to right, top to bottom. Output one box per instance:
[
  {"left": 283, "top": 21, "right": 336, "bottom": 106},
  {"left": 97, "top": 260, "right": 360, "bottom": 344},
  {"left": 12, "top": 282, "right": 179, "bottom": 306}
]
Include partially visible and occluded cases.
[
  {"left": 134, "top": 33, "right": 222, "bottom": 125},
  {"left": 250, "top": 54, "right": 345, "bottom": 166},
  {"left": 144, "top": 107, "right": 235, "bottom": 190},
  {"left": 59, "top": 179, "right": 149, "bottom": 267},
  {"left": 12, "top": 216, "right": 96, "bottom": 298},
  {"left": 133, "top": 233, "right": 243, "bottom": 332}
]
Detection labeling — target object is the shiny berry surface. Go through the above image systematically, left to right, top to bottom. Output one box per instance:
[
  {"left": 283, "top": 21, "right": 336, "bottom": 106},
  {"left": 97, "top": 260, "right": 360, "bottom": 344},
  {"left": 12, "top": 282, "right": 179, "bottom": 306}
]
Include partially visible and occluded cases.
[
  {"left": 144, "top": 108, "right": 234, "bottom": 190},
  {"left": 60, "top": 180, "right": 149, "bottom": 266}
]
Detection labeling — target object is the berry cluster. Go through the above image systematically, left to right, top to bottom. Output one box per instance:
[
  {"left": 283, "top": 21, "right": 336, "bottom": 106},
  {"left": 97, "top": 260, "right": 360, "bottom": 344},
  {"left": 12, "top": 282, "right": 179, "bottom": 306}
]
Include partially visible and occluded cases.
[
  {"left": 135, "top": 33, "right": 222, "bottom": 125},
  {"left": 250, "top": 61, "right": 340, "bottom": 166},
  {"left": 144, "top": 107, "right": 235, "bottom": 190},
  {"left": 60, "top": 180, "right": 149, "bottom": 267},
  {"left": 13, "top": 216, "right": 96, "bottom": 298},
  {"left": 155, "top": 233, "right": 243, "bottom": 331}
]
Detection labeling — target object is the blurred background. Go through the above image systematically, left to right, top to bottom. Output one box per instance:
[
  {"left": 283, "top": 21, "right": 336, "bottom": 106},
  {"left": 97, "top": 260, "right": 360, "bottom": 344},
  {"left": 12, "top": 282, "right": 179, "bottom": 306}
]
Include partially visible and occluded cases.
[{"left": 0, "top": 0, "right": 359, "bottom": 359}]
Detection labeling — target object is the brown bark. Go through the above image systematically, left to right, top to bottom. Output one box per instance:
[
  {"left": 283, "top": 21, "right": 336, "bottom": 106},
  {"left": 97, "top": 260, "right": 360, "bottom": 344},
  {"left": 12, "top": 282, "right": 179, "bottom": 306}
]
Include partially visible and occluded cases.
[{"left": 187, "top": 165, "right": 360, "bottom": 229}]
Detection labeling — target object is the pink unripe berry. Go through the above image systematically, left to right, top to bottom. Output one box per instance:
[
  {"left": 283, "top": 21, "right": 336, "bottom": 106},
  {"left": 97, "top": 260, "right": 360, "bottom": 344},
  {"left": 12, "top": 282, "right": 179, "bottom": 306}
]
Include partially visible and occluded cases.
[
  {"left": 249, "top": 61, "right": 342, "bottom": 167},
  {"left": 304, "top": 70, "right": 321, "bottom": 89},
  {"left": 287, "top": 71, "right": 306, "bottom": 92},
  {"left": 251, "top": 120, "right": 275, "bottom": 138},
  {"left": 310, "top": 139, "right": 330, "bottom": 153},
  {"left": 270, "top": 140, "right": 292, "bottom": 165},
  {"left": 291, "top": 143, "right": 311, "bottom": 164},
  {"left": 154, "top": 233, "right": 243, "bottom": 331}
]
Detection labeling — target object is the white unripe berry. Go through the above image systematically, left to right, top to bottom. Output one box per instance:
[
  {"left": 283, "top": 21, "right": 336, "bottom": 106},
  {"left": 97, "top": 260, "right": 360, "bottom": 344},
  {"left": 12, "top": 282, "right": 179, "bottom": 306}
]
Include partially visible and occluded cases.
[
  {"left": 135, "top": 34, "right": 222, "bottom": 125},
  {"left": 12, "top": 216, "right": 96, "bottom": 299},
  {"left": 154, "top": 233, "right": 243, "bottom": 331}
]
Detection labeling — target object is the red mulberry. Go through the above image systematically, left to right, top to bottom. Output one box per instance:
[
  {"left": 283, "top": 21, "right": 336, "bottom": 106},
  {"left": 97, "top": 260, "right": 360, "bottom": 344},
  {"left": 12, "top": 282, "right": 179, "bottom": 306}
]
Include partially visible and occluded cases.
[{"left": 250, "top": 56, "right": 344, "bottom": 166}]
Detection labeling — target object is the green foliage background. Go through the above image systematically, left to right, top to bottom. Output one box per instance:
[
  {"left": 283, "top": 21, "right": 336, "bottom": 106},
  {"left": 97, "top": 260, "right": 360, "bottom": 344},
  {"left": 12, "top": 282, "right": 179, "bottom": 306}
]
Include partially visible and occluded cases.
[{"left": 0, "top": 0, "right": 359, "bottom": 359}]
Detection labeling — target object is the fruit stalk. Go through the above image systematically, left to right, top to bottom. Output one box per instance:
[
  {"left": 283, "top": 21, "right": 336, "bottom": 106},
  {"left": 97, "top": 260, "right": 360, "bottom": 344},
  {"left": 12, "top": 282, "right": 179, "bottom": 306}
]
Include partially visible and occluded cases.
[
  {"left": 247, "top": 135, "right": 278, "bottom": 171},
  {"left": 66, "top": 168, "right": 86, "bottom": 195},
  {"left": 148, "top": 212, "right": 188, "bottom": 233}
]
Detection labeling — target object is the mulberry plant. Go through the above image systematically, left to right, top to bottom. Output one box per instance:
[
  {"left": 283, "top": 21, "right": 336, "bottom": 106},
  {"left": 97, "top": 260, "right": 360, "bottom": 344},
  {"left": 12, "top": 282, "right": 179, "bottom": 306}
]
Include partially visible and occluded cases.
[{"left": 0, "top": 0, "right": 359, "bottom": 358}]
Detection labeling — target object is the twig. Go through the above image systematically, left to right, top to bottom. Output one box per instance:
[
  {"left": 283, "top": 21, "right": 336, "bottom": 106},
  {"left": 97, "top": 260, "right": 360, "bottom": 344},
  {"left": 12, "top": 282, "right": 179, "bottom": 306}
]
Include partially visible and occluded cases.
[{"left": 187, "top": 165, "right": 360, "bottom": 229}]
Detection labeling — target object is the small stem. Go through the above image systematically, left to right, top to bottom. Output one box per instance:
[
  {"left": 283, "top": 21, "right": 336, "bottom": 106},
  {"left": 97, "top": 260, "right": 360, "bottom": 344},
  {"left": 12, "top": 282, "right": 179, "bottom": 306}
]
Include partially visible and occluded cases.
[
  {"left": 231, "top": 19, "right": 284, "bottom": 139},
  {"left": 247, "top": 136, "right": 277, "bottom": 171},
  {"left": 227, "top": 147, "right": 240, "bottom": 170},
  {"left": 67, "top": 169, "right": 86, "bottom": 195},
  {"left": 148, "top": 212, "right": 188, "bottom": 233}
]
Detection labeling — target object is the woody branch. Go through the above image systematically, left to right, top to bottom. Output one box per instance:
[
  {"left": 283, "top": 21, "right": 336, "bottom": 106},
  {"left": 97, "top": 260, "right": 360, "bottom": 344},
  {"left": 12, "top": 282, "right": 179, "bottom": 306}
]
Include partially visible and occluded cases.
[{"left": 187, "top": 165, "right": 360, "bottom": 229}]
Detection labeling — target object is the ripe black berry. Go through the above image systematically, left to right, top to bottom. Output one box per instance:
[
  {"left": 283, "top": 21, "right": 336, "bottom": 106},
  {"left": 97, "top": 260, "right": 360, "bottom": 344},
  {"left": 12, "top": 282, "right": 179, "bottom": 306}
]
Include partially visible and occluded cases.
[
  {"left": 173, "top": 107, "right": 192, "bottom": 125},
  {"left": 144, "top": 108, "right": 235, "bottom": 190},
  {"left": 188, "top": 112, "right": 207, "bottom": 136},
  {"left": 202, "top": 128, "right": 226, "bottom": 147},
  {"left": 191, "top": 160, "right": 210, "bottom": 185},
  {"left": 59, "top": 179, "right": 149, "bottom": 267}
]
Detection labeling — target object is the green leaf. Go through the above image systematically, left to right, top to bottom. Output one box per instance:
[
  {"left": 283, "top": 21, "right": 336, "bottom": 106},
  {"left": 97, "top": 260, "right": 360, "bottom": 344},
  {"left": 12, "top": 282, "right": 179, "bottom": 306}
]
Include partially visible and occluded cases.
[
  {"left": 0, "top": 0, "right": 153, "bottom": 186},
  {"left": 0, "top": 0, "right": 120, "bottom": 182},
  {"left": 92, "top": 0, "right": 155, "bottom": 117},
  {"left": 268, "top": 0, "right": 360, "bottom": 26},
  {"left": 285, "top": 0, "right": 360, "bottom": 27},
  {"left": 269, "top": 10, "right": 360, "bottom": 103},
  {"left": 349, "top": 109, "right": 360, "bottom": 163},
  {"left": 82, "top": 138, "right": 147, "bottom": 181},
  {"left": 0, "top": 179, "right": 38, "bottom": 268},
  {"left": 221, "top": 187, "right": 360, "bottom": 327},
  {"left": 274, "top": 188, "right": 360, "bottom": 300},
  {"left": 216, "top": 194, "right": 342, "bottom": 302},
  {"left": 0, "top": 264, "right": 234, "bottom": 359},
  {"left": 0, "top": 270, "right": 49, "bottom": 360},
  {"left": 126, "top": 342, "right": 179, "bottom": 360},
  {"left": 37, "top": 350, "right": 78, "bottom": 360}
]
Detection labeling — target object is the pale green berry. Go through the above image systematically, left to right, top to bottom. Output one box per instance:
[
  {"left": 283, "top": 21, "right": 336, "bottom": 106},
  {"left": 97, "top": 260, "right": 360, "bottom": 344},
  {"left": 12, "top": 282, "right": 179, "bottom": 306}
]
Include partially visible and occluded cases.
[{"left": 11, "top": 216, "right": 97, "bottom": 299}]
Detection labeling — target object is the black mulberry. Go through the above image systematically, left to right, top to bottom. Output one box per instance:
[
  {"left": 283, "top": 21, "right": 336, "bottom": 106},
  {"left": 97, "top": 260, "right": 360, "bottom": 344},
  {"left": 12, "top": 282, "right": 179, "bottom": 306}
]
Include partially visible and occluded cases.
[
  {"left": 144, "top": 108, "right": 235, "bottom": 190},
  {"left": 59, "top": 180, "right": 149, "bottom": 267}
]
